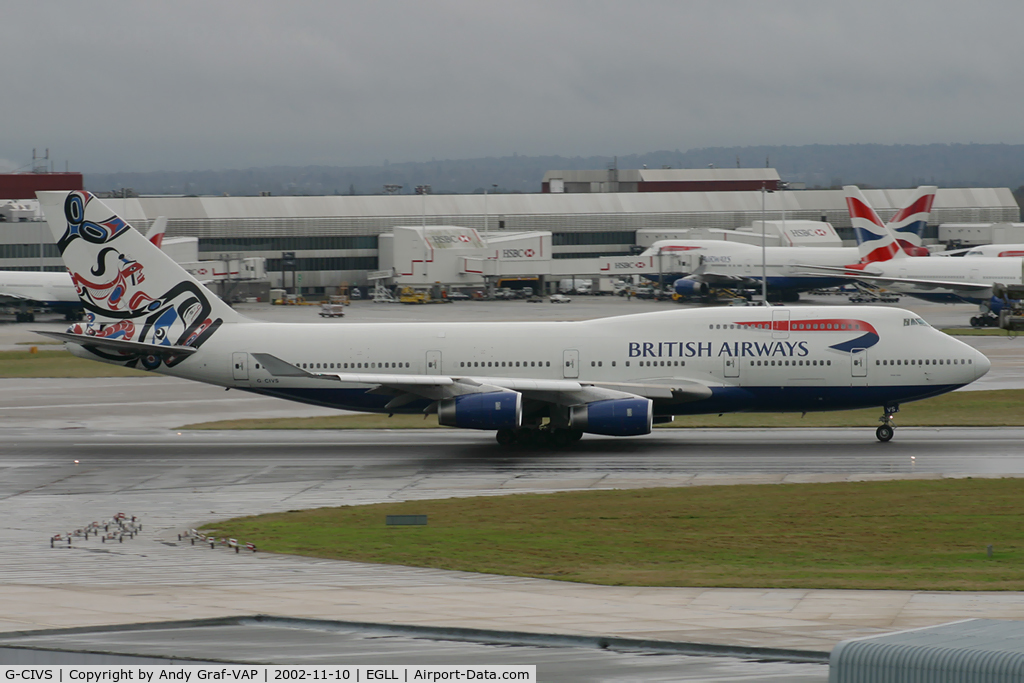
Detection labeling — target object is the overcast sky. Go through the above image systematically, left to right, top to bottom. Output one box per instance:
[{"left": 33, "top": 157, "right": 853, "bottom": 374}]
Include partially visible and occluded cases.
[{"left": 4, "top": 1, "right": 1024, "bottom": 174}]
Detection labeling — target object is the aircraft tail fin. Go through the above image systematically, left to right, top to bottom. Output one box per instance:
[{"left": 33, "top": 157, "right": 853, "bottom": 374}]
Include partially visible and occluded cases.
[
  {"left": 845, "top": 186, "right": 905, "bottom": 264},
  {"left": 886, "top": 186, "right": 936, "bottom": 252},
  {"left": 37, "top": 191, "right": 245, "bottom": 356},
  {"left": 145, "top": 216, "right": 168, "bottom": 249}
]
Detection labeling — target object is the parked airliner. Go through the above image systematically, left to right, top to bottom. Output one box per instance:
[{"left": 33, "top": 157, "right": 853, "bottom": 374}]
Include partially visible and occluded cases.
[
  {"left": 802, "top": 186, "right": 1024, "bottom": 326},
  {"left": 651, "top": 187, "right": 936, "bottom": 301},
  {"left": 36, "top": 191, "right": 988, "bottom": 444},
  {"left": 0, "top": 216, "right": 166, "bottom": 322},
  {"left": 939, "top": 244, "right": 1024, "bottom": 258}
]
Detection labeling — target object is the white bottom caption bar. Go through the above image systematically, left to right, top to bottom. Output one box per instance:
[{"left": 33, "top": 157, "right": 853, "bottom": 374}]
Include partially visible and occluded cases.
[{"left": 1, "top": 666, "right": 536, "bottom": 683}]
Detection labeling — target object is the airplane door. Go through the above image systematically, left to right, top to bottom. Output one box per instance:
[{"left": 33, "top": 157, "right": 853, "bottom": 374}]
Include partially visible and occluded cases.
[
  {"left": 771, "top": 309, "right": 790, "bottom": 339},
  {"left": 851, "top": 348, "right": 867, "bottom": 377},
  {"left": 563, "top": 349, "right": 579, "bottom": 378},
  {"left": 426, "top": 350, "right": 442, "bottom": 375},
  {"left": 232, "top": 352, "right": 249, "bottom": 381},
  {"left": 723, "top": 356, "right": 740, "bottom": 378}
]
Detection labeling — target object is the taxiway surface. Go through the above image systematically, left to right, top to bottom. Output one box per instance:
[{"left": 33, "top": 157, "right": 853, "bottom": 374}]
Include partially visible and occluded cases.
[
  {"left": 1, "top": 296, "right": 1023, "bottom": 672},
  {"left": 2, "top": 424, "right": 1024, "bottom": 655}
]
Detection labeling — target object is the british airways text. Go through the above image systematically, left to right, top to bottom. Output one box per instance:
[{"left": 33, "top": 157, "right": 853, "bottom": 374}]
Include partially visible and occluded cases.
[{"left": 628, "top": 340, "right": 810, "bottom": 358}]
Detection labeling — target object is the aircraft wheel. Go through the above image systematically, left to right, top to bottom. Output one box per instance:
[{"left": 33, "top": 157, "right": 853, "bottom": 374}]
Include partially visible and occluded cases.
[
  {"left": 970, "top": 316, "right": 980, "bottom": 328},
  {"left": 875, "top": 424, "right": 894, "bottom": 442},
  {"left": 495, "top": 429, "right": 515, "bottom": 446},
  {"left": 511, "top": 429, "right": 534, "bottom": 448},
  {"left": 534, "top": 430, "right": 556, "bottom": 449}
]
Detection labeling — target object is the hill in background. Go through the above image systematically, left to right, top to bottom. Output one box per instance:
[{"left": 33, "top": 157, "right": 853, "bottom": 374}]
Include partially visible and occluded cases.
[{"left": 84, "top": 143, "right": 1024, "bottom": 199}]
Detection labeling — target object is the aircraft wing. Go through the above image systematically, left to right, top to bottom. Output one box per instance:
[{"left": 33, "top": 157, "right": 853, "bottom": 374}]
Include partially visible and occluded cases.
[
  {"left": 679, "top": 261, "right": 759, "bottom": 289},
  {"left": 794, "top": 264, "right": 992, "bottom": 292},
  {"left": 689, "top": 271, "right": 760, "bottom": 288},
  {"left": 0, "top": 292, "right": 36, "bottom": 304},
  {"left": 33, "top": 330, "right": 199, "bottom": 357},
  {"left": 252, "top": 353, "right": 712, "bottom": 408}
]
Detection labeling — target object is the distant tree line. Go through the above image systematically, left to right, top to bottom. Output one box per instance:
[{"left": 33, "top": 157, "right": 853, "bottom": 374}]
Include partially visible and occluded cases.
[{"left": 85, "top": 143, "right": 1024, "bottom": 201}]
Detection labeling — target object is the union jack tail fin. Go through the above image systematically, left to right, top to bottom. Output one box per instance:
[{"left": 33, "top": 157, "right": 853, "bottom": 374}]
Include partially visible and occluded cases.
[
  {"left": 886, "top": 185, "right": 936, "bottom": 253},
  {"left": 845, "top": 186, "right": 905, "bottom": 264},
  {"left": 37, "top": 191, "right": 244, "bottom": 354}
]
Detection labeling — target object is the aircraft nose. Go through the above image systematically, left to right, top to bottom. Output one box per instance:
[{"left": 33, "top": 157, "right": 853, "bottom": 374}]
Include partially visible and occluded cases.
[{"left": 974, "top": 349, "right": 992, "bottom": 380}]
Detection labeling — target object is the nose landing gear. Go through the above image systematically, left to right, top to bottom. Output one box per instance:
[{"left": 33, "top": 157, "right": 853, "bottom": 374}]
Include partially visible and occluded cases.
[{"left": 876, "top": 404, "right": 899, "bottom": 442}]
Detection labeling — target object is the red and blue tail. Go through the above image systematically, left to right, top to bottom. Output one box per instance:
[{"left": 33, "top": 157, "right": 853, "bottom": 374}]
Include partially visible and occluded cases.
[
  {"left": 845, "top": 186, "right": 904, "bottom": 265},
  {"left": 886, "top": 186, "right": 936, "bottom": 253}
]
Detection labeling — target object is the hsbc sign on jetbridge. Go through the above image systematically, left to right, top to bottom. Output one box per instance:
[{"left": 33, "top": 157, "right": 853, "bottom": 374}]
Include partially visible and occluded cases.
[{"left": 501, "top": 248, "right": 539, "bottom": 259}]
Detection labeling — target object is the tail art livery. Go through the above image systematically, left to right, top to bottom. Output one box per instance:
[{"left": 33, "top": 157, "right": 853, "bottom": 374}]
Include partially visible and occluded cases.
[
  {"left": 37, "top": 191, "right": 989, "bottom": 444},
  {"left": 0, "top": 214, "right": 168, "bottom": 323}
]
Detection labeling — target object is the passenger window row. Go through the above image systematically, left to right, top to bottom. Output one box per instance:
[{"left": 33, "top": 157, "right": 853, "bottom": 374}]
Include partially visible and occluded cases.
[
  {"left": 709, "top": 322, "right": 867, "bottom": 331},
  {"left": 876, "top": 358, "right": 972, "bottom": 366},
  {"left": 750, "top": 359, "right": 831, "bottom": 367},
  {"left": 630, "top": 360, "right": 684, "bottom": 367},
  {"left": 460, "top": 361, "right": 551, "bottom": 369},
  {"left": 298, "top": 362, "right": 410, "bottom": 370}
]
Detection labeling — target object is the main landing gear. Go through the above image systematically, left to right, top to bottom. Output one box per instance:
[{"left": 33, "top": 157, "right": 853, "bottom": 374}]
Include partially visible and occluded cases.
[
  {"left": 876, "top": 404, "right": 899, "bottom": 442},
  {"left": 495, "top": 427, "right": 583, "bottom": 449}
]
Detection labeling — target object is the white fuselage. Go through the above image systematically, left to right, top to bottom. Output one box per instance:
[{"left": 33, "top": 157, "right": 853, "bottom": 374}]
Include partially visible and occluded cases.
[
  {"left": 642, "top": 240, "right": 861, "bottom": 290},
  {"left": 960, "top": 245, "right": 1024, "bottom": 258},
  {"left": 859, "top": 256, "right": 1024, "bottom": 303},
  {"left": 0, "top": 270, "right": 79, "bottom": 307},
  {"left": 71, "top": 305, "right": 988, "bottom": 417}
]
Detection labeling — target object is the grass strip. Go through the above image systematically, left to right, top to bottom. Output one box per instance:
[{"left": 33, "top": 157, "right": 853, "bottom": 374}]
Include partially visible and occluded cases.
[
  {"left": 943, "top": 328, "right": 1019, "bottom": 337},
  {"left": 0, "top": 349, "right": 149, "bottom": 378},
  {"left": 181, "top": 388, "right": 1024, "bottom": 430},
  {"left": 201, "top": 478, "right": 1024, "bottom": 591}
]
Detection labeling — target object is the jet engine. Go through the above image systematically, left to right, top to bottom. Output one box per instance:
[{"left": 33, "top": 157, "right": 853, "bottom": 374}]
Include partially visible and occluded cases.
[
  {"left": 673, "top": 277, "right": 710, "bottom": 297},
  {"left": 437, "top": 391, "right": 522, "bottom": 430},
  {"left": 570, "top": 397, "right": 653, "bottom": 437}
]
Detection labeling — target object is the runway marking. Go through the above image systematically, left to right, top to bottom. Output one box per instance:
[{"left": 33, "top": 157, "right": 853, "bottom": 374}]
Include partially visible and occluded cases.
[{"left": 0, "top": 397, "right": 282, "bottom": 410}]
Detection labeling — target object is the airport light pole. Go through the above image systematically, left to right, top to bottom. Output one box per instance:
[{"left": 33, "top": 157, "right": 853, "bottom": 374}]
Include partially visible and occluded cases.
[
  {"left": 483, "top": 184, "right": 498, "bottom": 243},
  {"left": 761, "top": 184, "right": 767, "bottom": 305},
  {"left": 415, "top": 185, "right": 430, "bottom": 229}
]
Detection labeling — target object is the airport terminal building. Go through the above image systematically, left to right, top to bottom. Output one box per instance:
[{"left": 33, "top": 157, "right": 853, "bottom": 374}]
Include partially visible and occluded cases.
[{"left": 1, "top": 176, "right": 1018, "bottom": 292}]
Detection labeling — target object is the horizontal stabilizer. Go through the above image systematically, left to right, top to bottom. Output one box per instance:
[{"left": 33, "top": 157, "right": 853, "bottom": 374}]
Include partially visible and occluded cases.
[{"left": 34, "top": 330, "right": 198, "bottom": 357}]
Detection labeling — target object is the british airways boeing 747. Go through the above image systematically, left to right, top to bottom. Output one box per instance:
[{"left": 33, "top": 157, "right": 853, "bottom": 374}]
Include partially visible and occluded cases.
[{"left": 36, "top": 191, "right": 989, "bottom": 444}]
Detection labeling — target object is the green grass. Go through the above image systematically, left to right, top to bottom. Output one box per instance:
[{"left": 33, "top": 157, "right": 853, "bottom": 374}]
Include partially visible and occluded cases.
[
  {"left": 944, "top": 328, "right": 1018, "bottom": 336},
  {"left": 0, "top": 349, "right": 149, "bottom": 378},
  {"left": 181, "top": 389, "right": 1024, "bottom": 430},
  {"left": 182, "top": 413, "right": 451, "bottom": 430},
  {"left": 202, "top": 478, "right": 1024, "bottom": 591}
]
